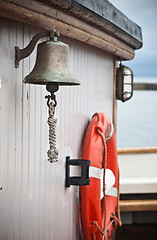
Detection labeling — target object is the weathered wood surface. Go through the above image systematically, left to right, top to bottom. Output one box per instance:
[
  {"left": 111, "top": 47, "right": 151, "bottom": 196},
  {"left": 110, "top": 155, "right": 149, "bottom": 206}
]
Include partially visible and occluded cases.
[
  {"left": 0, "top": 0, "right": 135, "bottom": 60},
  {"left": 41, "top": 0, "right": 143, "bottom": 49},
  {"left": 0, "top": 17, "right": 114, "bottom": 240},
  {"left": 113, "top": 59, "right": 118, "bottom": 133},
  {"left": 134, "top": 83, "right": 157, "bottom": 90},
  {"left": 118, "top": 147, "right": 157, "bottom": 154},
  {"left": 120, "top": 199, "right": 157, "bottom": 212}
]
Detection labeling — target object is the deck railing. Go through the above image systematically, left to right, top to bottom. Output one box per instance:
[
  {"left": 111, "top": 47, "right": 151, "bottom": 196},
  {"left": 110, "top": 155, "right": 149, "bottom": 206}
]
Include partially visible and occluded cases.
[
  {"left": 134, "top": 82, "right": 157, "bottom": 91},
  {"left": 118, "top": 83, "right": 157, "bottom": 211},
  {"left": 118, "top": 146, "right": 157, "bottom": 211},
  {"left": 118, "top": 147, "right": 157, "bottom": 154}
]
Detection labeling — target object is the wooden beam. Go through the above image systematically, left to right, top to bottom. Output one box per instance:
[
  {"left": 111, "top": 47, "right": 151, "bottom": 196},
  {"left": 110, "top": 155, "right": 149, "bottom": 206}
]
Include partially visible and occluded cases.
[
  {"left": 0, "top": 0, "right": 135, "bottom": 60},
  {"left": 40, "top": 0, "right": 143, "bottom": 50},
  {"left": 113, "top": 58, "right": 118, "bottom": 133},
  {"left": 134, "top": 83, "right": 157, "bottom": 91},
  {"left": 118, "top": 147, "right": 157, "bottom": 154},
  {"left": 120, "top": 199, "right": 157, "bottom": 212}
]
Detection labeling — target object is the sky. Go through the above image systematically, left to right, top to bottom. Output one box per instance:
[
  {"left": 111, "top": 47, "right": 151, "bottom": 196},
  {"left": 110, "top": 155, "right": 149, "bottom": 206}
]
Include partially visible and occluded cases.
[{"left": 109, "top": 0, "right": 157, "bottom": 78}]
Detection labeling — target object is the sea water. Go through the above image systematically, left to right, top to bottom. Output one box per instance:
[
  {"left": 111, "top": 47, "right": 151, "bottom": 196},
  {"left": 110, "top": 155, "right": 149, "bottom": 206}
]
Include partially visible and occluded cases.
[{"left": 117, "top": 77, "right": 157, "bottom": 148}]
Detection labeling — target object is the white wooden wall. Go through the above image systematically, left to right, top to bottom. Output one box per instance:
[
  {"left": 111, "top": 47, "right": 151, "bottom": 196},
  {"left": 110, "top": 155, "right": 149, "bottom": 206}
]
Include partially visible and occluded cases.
[
  {"left": 0, "top": 17, "right": 114, "bottom": 240},
  {"left": 119, "top": 153, "right": 157, "bottom": 194}
]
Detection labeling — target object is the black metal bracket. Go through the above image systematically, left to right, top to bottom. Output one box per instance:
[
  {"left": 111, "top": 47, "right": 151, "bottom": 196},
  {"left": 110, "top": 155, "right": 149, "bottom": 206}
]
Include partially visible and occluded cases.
[
  {"left": 14, "top": 29, "right": 60, "bottom": 68},
  {"left": 65, "top": 156, "right": 90, "bottom": 188}
]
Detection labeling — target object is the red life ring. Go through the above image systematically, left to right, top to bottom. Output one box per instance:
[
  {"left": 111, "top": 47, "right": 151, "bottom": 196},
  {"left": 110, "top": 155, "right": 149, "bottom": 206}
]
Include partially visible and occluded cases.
[{"left": 80, "top": 113, "right": 121, "bottom": 240}]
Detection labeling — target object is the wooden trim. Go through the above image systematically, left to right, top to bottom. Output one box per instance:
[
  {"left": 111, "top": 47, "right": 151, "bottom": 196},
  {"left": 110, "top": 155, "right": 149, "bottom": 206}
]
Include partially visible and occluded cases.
[
  {"left": 0, "top": 0, "right": 135, "bottom": 60},
  {"left": 41, "top": 0, "right": 143, "bottom": 50},
  {"left": 113, "top": 58, "right": 118, "bottom": 133},
  {"left": 118, "top": 147, "right": 157, "bottom": 154},
  {"left": 120, "top": 199, "right": 157, "bottom": 212}
]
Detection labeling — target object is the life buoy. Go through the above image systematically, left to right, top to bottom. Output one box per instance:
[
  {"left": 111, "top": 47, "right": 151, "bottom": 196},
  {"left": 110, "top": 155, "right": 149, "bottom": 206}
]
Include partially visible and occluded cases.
[{"left": 80, "top": 113, "right": 121, "bottom": 240}]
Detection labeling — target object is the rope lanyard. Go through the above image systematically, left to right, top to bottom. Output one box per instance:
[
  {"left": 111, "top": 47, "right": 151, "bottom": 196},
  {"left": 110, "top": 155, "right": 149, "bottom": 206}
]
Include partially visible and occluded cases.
[
  {"left": 47, "top": 101, "right": 59, "bottom": 163},
  {"left": 91, "top": 113, "right": 122, "bottom": 239}
]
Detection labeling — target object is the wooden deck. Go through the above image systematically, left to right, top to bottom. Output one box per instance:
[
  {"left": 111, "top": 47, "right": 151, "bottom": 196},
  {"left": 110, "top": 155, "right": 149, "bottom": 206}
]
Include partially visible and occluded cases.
[{"left": 120, "top": 199, "right": 157, "bottom": 212}]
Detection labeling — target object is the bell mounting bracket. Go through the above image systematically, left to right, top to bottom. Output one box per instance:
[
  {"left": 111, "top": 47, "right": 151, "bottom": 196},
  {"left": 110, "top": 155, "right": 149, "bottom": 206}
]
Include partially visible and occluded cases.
[
  {"left": 15, "top": 29, "right": 60, "bottom": 68},
  {"left": 65, "top": 156, "right": 90, "bottom": 188}
]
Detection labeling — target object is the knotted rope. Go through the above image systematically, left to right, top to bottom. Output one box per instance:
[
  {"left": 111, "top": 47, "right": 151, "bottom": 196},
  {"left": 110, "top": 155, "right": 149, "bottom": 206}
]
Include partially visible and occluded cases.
[
  {"left": 47, "top": 101, "right": 59, "bottom": 163},
  {"left": 91, "top": 113, "right": 122, "bottom": 239}
]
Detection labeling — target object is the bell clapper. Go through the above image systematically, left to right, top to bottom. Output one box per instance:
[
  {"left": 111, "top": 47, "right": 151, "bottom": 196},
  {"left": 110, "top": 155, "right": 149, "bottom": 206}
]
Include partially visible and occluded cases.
[{"left": 45, "top": 83, "right": 59, "bottom": 163}]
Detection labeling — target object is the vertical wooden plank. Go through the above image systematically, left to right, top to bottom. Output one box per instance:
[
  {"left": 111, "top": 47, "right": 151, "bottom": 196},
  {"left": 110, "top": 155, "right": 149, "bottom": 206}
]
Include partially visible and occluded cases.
[
  {"left": 0, "top": 17, "right": 9, "bottom": 240},
  {"left": 0, "top": 18, "right": 1, "bottom": 197},
  {"left": 6, "top": 18, "right": 16, "bottom": 240},
  {"left": 14, "top": 20, "right": 23, "bottom": 240},
  {"left": 20, "top": 23, "right": 30, "bottom": 240},
  {"left": 27, "top": 26, "right": 37, "bottom": 240},
  {"left": 113, "top": 58, "right": 118, "bottom": 132},
  {"left": 38, "top": 80, "right": 48, "bottom": 240},
  {"left": 33, "top": 83, "right": 42, "bottom": 239}
]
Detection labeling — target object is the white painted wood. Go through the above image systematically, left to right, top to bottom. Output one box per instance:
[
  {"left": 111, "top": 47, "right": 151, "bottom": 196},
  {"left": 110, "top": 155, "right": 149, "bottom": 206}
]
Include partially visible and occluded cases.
[
  {"left": 0, "top": 17, "right": 114, "bottom": 240},
  {"left": 119, "top": 153, "right": 157, "bottom": 193}
]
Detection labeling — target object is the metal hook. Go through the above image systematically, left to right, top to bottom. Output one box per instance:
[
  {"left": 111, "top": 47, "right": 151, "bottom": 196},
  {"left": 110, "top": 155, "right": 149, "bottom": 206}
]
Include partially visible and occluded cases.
[
  {"left": 52, "top": 94, "right": 57, "bottom": 107},
  {"left": 45, "top": 95, "right": 51, "bottom": 108},
  {"left": 45, "top": 95, "right": 57, "bottom": 117},
  {"left": 45, "top": 95, "right": 57, "bottom": 107}
]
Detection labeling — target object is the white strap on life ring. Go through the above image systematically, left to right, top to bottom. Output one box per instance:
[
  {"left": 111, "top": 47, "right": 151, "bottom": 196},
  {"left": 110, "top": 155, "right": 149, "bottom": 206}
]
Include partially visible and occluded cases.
[{"left": 89, "top": 167, "right": 117, "bottom": 199}]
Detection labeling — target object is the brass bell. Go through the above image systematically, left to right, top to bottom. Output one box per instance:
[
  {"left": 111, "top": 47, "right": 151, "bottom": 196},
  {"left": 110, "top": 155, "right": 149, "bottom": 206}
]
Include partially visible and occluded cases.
[
  {"left": 15, "top": 29, "right": 80, "bottom": 98},
  {"left": 14, "top": 30, "right": 80, "bottom": 164},
  {"left": 23, "top": 33, "right": 79, "bottom": 86}
]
